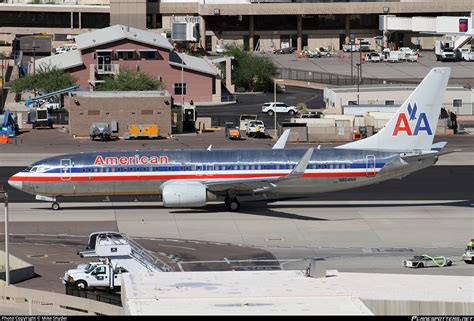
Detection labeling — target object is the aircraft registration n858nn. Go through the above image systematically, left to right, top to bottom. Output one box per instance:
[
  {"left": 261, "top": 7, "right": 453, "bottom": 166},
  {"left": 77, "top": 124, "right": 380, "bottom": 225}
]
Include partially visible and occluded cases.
[{"left": 9, "top": 68, "right": 453, "bottom": 211}]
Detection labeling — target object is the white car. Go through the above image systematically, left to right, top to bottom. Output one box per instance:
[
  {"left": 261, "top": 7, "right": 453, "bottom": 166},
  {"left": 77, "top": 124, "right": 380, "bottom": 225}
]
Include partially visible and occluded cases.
[
  {"left": 55, "top": 44, "right": 77, "bottom": 55},
  {"left": 366, "top": 52, "right": 381, "bottom": 62},
  {"left": 262, "top": 102, "right": 298, "bottom": 116},
  {"left": 246, "top": 120, "right": 266, "bottom": 138}
]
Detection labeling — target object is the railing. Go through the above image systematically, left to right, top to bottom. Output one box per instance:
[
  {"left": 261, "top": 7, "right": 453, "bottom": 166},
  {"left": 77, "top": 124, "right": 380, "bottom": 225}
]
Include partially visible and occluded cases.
[
  {"left": 1, "top": 0, "right": 110, "bottom": 5},
  {"left": 95, "top": 64, "right": 117, "bottom": 75},
  {"left": 275, "top": 67, "right": 417, "bottom": 86},
  {"left": 127, "top": 238, "right": 173, "bottom": 272},
  {"left": 65, "top": 285, "right": 122, "bottom": 307}
]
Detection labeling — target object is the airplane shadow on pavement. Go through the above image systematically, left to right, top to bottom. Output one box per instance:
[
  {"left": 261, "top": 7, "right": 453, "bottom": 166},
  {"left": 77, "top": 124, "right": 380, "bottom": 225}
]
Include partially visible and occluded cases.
[{"left": 29, "top": 200, "right": 473, "bottom": 221}]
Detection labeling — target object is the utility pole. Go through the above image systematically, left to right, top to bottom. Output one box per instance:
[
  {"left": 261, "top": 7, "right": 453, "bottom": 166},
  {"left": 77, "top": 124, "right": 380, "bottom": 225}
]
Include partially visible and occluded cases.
[
  {"left": 350, "top": 33, "right": 354, "bottom": 84},
  {"left": 357, "top": 37, "right": 363, "bottom": 86},
  {"left": 181, "top": 51, "right": 184, "bottom": 106},
  {"left": 356, "top": 63, "right": 360, "bottom": 105},
  {"left": 1, "top": 188, "right": 9, "bottom": 286}
]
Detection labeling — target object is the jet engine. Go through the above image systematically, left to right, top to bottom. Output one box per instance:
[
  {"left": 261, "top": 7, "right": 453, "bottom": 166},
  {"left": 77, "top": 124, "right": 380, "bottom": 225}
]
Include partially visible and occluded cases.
[{"left": 161, "top": 180, "right": 209, "bottom": 208}]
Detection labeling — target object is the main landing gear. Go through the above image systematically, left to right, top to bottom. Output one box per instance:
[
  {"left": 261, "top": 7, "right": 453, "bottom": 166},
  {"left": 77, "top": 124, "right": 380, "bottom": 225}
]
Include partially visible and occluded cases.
[
  {"left": 225, "top": 196, "right": 240, "bottom": 212},
  {"left": 51, "top": 202, "right": 61, "bottom": 211}
]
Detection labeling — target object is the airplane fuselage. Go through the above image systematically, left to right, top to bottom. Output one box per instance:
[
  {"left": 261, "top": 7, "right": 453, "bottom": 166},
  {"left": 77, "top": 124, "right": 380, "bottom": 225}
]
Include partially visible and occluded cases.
[{"left": 8, "top": 148, "right": 436, "bottom": 200}]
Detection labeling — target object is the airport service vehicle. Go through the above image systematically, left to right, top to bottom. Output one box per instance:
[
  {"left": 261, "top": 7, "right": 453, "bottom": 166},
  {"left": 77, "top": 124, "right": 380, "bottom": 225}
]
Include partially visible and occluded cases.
[
  {"left": 359, "top": 40, "right": 371, "bottom": 52},
  {"left": 435, "top": 40, "right": 456, "bottom": 62},
  {"left": 342, "top": 43, "right": 359, "bottom": 52},
  {"left": 456, "top": 48, "right": 474, "bottom": 62},
  {"left": 387, "top": 51, "right": 402, "bottom": 63},
  {"left": 406, "top": 52, "right": 419, "bottom": 62},
  {"left": 8, "top": 68, "right": 454, "bottom": 212},
  {"left": 262, "top": 102, "right": 298, "bottom": 116},
  {"left": 30, "top": 106, "right": 53, "bottom": 129},
  {"left": 0, "top": 110, "right": 18, "bottom": 138},
  {"left": 246, "top": 120, "right": 266, "bottom": 138},
  {"left": 225, "top": 122, "right": 241, "bottom": 140},
  {"left": 90, "top": 123, "right": 112, "bottom": 141},
  {"left": 64, "top": 231, "right": 170, "bottom": 290},
  {"left": 462, "top": 239, "right": 473, "bottom": 264},
  {"left": 402, "top": 255, "right": 452, "bottom": 268}
]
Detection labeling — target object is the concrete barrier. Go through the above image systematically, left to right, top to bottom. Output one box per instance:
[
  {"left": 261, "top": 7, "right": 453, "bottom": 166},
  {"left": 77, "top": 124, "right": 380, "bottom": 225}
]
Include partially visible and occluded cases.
[
  {"left": 0, "top": 251, "right": 34, "bottom": 284},
  {"left": 0, "top": 285, "right": 123, "bottom": 315},
  {"left": 362, "top": 299, "right": 474, "bottom": 315}
]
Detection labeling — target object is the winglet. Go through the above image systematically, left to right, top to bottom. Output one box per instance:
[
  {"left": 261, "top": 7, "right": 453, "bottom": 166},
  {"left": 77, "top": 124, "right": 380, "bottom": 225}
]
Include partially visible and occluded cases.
[
  {"left": 272, "top": 129, "right": 291, "bottom": 149},
  {"left": 207, "top": 145, "right": 212, "bottom": 151},
  {"left": 283, "top": 148, "right": 314, "bottom": 180}
]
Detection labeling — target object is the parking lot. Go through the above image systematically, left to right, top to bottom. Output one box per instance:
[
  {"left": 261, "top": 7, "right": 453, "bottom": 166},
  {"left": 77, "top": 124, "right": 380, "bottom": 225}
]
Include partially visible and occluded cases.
[{"left": 266, "top": 50, "right": 474, "bottom": 85}]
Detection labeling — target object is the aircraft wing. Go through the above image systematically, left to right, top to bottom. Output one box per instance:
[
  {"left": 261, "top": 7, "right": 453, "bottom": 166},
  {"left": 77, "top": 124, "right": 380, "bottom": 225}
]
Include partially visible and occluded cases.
[{"left": 204, "top": 148, "right": 314, "bottom": 193}]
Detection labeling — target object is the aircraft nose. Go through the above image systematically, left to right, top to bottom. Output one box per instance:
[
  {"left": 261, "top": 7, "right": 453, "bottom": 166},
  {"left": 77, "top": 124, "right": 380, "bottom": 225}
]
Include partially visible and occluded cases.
[{"left": 8, "top": 177, "right": 23, "bottom": 191}]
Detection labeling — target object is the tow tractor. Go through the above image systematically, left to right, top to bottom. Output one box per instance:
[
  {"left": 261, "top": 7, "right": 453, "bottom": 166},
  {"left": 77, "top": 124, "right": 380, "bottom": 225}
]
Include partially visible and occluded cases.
[
  {"left": 462, "top": 239, "right": 473, "bottom": 264},
  {"left": 402, "top": 255, "right": 452, "bottom": 268}
]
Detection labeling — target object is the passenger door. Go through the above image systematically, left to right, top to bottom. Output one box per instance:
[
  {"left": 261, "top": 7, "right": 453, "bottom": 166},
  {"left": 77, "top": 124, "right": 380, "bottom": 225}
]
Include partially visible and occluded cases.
[
  {"left": 366, "top": 155, "right": 376, "bottom": 177},
  {"left": 60, "top": 159, "right": 72, "bottom": 181},
  {"left": 89, "top": 265, "right": 109, "bottom": 287}
]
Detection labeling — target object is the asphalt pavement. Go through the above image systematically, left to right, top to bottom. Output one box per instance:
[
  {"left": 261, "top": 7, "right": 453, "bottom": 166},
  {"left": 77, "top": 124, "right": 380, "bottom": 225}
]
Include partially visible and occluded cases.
[{"left": 197, "top": 86, "right": 324, "bottom": 128}]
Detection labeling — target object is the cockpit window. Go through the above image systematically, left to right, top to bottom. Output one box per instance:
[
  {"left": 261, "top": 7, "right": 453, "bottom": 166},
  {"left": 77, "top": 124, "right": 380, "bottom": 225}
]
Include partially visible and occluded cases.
[
  {"left": 27, "top": 165, "right": 50, "bottom": 173},
  {"left": 24, "top": 167, "right": 32, "bottom": 172}
]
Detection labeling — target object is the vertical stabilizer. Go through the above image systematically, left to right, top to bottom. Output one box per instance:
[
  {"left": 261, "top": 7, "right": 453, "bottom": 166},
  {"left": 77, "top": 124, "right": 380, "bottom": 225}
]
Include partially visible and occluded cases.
[{"left": 336, "top": 67, "right": 450, "bottom": 152}]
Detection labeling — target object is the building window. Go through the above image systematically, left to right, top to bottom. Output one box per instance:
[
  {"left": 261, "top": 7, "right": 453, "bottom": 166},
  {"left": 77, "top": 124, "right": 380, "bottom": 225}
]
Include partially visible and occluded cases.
[
  {"left": 139, "top": 50, "right": 158, "bottom": 60},
  {"left": 116, "top": 51, "right": 135, "bottom": 60},
  {"left": 174, "top": 83, "right": 187, "bottom": 95},
  {"left": 453, "top": 99, "right": 462, "bottom": 108},
  {"left": 385, "top": 100, "right": 394, "bottom": 105},
  {"left": 88, "top": 110, "right": 100, "bottom": 116},
  {"left": 141, "top": 110, "right": 153, "bottom": 115}
]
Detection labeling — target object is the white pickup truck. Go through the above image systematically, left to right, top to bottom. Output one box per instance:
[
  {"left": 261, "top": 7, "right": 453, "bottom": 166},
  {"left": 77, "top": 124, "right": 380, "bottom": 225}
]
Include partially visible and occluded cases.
[
  {"left": 246, "top": 120, "right": 266, "bottom": 138},
  {"left": 63, "top": 259, "right": 124, "bottom": 290}
]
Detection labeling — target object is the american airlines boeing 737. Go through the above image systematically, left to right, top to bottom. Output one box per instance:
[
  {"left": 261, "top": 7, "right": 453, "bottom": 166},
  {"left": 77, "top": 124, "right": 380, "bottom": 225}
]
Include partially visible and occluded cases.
[{"left": 9, "top": 68, "right": 452, "bottom": 212}]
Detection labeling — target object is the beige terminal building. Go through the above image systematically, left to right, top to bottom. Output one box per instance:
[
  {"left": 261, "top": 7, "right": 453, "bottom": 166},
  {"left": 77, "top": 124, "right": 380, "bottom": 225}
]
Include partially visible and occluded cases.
[{"left": 0, "top": 0, "right": 473, "bottom": 53}]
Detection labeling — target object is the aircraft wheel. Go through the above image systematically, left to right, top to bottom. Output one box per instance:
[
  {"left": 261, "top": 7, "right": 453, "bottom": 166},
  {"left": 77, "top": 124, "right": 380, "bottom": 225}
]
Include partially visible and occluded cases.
[
  {"left": 225, "top": 197, "right": 240, "bottom": 212},
  {"left": 51, "top": 202, "right": 60, "bottom": 211}
]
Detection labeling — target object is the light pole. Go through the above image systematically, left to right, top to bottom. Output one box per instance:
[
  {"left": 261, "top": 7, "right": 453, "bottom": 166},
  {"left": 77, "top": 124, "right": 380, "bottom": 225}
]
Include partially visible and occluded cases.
[
  {"left": 357, "top": 37, "right": 363, "bottom": 85},
  {"left": 181, "top": 51, "right": 184, "bottom": 106},
  {"left": 356, "top": 63, "right": 360, "bottom": 105},
  {"left": 273, "top": 79, "right": 284, "bottom": 138},
  {"left": 1, "top": 189, "right": 9, "bottom": 286}
]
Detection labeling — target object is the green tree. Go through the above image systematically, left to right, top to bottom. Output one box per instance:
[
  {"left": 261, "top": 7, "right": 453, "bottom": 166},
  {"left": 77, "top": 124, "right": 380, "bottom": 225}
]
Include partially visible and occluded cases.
[
  {"left": 223, "top": 44, "right": 276, "bottom": 92},
  {"left": 10, "top": 65, "right": 77, "bottom": 95},
  {"left": 97, "top": 69, "right": 164, "bottom": 91}
]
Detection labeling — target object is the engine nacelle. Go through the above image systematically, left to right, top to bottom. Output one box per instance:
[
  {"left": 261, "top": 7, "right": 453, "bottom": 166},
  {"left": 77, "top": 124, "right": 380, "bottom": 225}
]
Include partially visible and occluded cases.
[{"left": 161, "top": 180, "right": 208, "bottom": 208}]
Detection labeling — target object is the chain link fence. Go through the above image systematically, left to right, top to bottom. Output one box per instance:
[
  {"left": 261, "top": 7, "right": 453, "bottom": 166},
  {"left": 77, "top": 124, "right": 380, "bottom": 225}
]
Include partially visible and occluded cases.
[{"left": 275, "top": 67, "right": 417, "bottom": 86}]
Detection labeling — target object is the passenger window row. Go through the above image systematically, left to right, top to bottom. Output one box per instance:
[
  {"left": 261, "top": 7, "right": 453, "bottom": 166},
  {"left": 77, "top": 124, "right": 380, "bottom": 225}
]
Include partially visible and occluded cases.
[{"left": 79, "top": 163, "right": 352, "bottom": 173}]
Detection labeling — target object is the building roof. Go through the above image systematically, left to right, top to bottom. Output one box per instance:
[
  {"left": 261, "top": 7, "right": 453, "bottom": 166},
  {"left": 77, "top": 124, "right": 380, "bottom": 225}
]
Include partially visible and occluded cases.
[
  {"left": 74, "top": 25, "right": 173, "bottom": 51},
  {"left": 35, "top": 50, "right": 83, "bottom": 71},
  {"left": 169, "top": 51, "right": 218, "bottom": 76},
  {"left": 74, "top": 91, "right": 171, "bottom": 98},
  {"left": 121, "top": 270, "right": 474, "bottom": 315},
  {"left": 122, "top": 270, "right": 372, "bottom": 315}
]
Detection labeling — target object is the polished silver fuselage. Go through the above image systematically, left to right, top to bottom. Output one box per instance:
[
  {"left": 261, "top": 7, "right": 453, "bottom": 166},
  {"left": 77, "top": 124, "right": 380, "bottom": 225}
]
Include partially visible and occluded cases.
[{"left": 10, "top": 148, "right": 436, "bottom": 200}]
